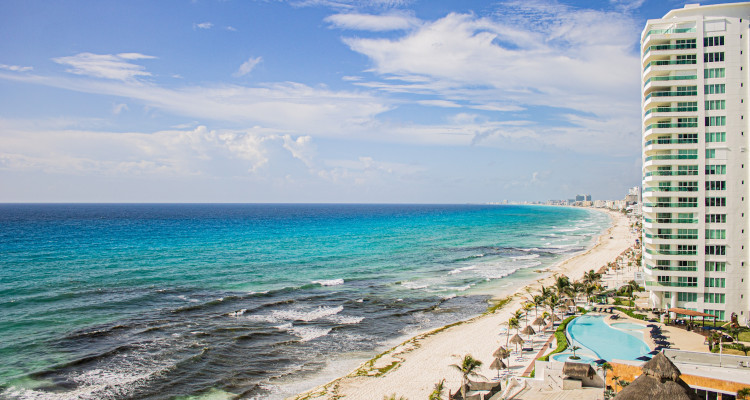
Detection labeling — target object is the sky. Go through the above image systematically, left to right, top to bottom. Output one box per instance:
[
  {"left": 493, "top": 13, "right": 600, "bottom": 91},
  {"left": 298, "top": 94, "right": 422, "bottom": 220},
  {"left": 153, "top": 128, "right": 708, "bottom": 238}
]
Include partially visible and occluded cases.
[{"left": 0, "top": 0, "right": 743, "bottom": 203}]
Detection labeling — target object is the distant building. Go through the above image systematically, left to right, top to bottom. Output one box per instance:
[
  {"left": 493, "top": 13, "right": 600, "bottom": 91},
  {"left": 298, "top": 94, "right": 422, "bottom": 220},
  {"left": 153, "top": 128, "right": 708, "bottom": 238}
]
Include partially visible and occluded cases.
[{"left": 641, "top": 2, "right": 750, "bottom": 322}]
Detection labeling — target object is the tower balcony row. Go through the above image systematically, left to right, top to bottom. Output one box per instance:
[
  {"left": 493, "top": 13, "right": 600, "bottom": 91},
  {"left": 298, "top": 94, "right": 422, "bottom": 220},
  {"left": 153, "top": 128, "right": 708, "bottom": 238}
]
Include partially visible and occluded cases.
[{"left": 642, "top": 27, "right": 696, "bottom": 49}]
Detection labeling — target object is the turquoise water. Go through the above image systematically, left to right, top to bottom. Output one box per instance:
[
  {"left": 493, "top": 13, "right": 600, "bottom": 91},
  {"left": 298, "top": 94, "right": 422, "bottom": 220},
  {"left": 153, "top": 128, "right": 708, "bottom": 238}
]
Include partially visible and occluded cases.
[
  {"left": 0, "top": 204, "right": 611, "bottom": 399},
  {"left": 566, "top": 315, "right": 651, "bottom": 361},
  {"left": 611, "top": 322, "right": 648, "bottom": 331},
  {"left": 551, "top": 353, "right": 598, "bottom": 364}
]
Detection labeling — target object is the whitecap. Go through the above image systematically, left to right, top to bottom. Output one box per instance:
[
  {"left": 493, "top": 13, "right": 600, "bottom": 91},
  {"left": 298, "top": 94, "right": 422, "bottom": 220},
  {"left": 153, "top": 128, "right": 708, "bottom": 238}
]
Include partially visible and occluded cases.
[
  {"left": 512, "top": 254, "right": 540, "bottom": 261},
  {"left": 449, "top": 265, "right": 477, "bottom": 275},
  {"left": 312, "top": 279, "right": 344, "bottom": 287},
  {"left": 400, "top": 281, "right": 429, "bottom": 290},
  {"left": 271, "top": 305, "right": 344, "bottom": 322},
  {"left": 228, "top": 309, "right": 247, "bottom": 317},
  {"left": 331, "top": 315, "right": 365, "bottom": 325},
  {"left": 290, "top": 326, "right": 332, "bottom": 342}
]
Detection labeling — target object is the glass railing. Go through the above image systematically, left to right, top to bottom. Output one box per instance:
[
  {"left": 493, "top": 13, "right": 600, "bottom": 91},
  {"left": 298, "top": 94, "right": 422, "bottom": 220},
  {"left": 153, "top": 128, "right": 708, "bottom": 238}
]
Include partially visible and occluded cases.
[
  {"left": 644, "top": 27, "right": 696, "bottom": 41},
  {"left": 643, "top": 43, "right": 697, "bottom": 55},
  {"left": 644, "top": 59, "right": 697, "bottom": 71},
  {"left": 644, "top": 75, "right": 697, "bottom": 87},
  {"left": 644, "top": 90, "right": 697, "bottom": 101},
  {"left": 644, "top": 106, "right": 698, "bottom": 115},
  {"left": 644, "top": 139, "right": 698, "bottom": 146},
  {"left": 645, "top": 154, "right": 698, "bottom": 161},
  {"left": 644, "top": 170, "right": 698, "bottom": 177},
  {"left": 644, "top": 186, "right": 698, "bottom": 192},
  {"left": 643, "top": 202, "right": 698, "bottom": 208},
  {"left": 643, "top": 218, "right": 698, "bottom": 223},
  {"left": 644, "top": 233, "right": 698, "bottom": 239},
  {"left": 644, "top": 248, "right": 697, "bottom": 255},
  {"left": 645, "top": 264, "right": 698, "bottom": 272},
  {"left": 645, "top": 281, "right": 698, "bottom": 287}
]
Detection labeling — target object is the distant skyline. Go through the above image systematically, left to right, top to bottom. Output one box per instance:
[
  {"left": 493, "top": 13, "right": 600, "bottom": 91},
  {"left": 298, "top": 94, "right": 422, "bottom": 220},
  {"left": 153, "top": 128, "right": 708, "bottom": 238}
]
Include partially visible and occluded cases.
[{"left": 0, "top": 0, "right": 740, "bottom": 203}]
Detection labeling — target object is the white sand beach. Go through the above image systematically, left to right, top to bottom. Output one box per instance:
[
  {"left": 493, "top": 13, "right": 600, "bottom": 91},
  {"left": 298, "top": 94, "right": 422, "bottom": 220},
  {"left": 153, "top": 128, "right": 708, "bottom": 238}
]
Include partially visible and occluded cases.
[{"left": 291, "top": 209, "right": 638, "bottom": 400}]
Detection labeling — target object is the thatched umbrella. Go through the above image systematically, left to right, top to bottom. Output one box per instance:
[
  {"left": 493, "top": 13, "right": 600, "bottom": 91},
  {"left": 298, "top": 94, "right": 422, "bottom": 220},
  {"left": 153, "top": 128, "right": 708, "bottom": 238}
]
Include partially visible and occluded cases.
[
  {"left": 565, "top": 298, "right": 576, "bottom": 307},
  {"left": 549, "top": 313, "right": 559, "bottom": 323},
  {"left": 532, "top": 316, "right": 546, "bottom": 332},
  {"left": 521, "top": 325, "right": 536, "bottom": 336},
  {"left": 510, "top": 333, "right": 524, "bottom": 351},
  {"left": 493, "top": 346, "right": 510, "bottom": 360},
  {"left": 614, "top": 352, "right": 700, "bottom": 399},
  {"left": 489, "top": 357, "right": 507, "bottom": 378},
  {"left": 563, "top": 362, "right": 595, "bottom": 380}
]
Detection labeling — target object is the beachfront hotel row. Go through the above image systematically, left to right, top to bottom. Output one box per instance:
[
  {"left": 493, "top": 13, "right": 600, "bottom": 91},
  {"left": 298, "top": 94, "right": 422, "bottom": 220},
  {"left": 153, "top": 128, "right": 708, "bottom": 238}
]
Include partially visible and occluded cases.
[{"left": 641, "top": 2, "right": 750, "bottom": 324}]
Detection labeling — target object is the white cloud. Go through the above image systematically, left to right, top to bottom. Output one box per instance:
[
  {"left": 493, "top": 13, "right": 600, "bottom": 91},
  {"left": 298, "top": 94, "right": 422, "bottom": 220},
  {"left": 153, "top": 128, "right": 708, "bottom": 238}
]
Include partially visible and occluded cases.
[
  {"left": 325, "top": 12, "right": 419, "bottom": 31},
  {"left": 194, "top": 22, "right": 213, "bottom": 29},
  {"left": 226, "top": 26, "right": 238, "bottom": 31},
  {"left": 52, "top": 52, "right": 155, "bottom": 81},
  {"left": 233, "top": 56, "right": 263, "bottom": 77},
  {"left": 0, "top": 64, "right": 33, "bottom": 72},
  {"left": 416, "top": 99, "right": 461, "bottom": 108},
  {"left": 112, "top": 103, "right": 129, "bottom": 114}
]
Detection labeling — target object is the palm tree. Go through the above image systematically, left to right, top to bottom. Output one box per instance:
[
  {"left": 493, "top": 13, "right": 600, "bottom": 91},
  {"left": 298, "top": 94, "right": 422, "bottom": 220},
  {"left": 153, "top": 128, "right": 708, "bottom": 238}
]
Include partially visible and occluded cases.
[
  {"left": 583, "top": 269, "right": 601, "bottom": 287},
  {"left": 555, "top": 275, "right": 570, "bottom": 296},
  {"left": 541, "top": 285, "right": 553, "bottom": 299},
  {"left": 546, "top": 293, "right": 560, "bottom": 321},
  {"left": 533, "top": 294, "right": 545, "bottom": 317},
  {"left": 523, "top": 302, "right": 534, "bottom": 325},
  {"left": 506, "top": 317, "right": 520, "bottom": 345},
  {"left": 736, "top": 344, "right": 750, "bottom": 356},
  {"left": 569, "top": 345, "right": 581, "bottom": 360},
  {"left": 451, "top": 354, "right": 483, "bottom": 400},
  {"left": 429, "top": 379, "right": 445, "bottom": 400},
  {"left": 737, "top": 387, "right": 750, "bottom": 400},
  {"left": 383, "top": 395, "right": 407, "bottom": 400}
]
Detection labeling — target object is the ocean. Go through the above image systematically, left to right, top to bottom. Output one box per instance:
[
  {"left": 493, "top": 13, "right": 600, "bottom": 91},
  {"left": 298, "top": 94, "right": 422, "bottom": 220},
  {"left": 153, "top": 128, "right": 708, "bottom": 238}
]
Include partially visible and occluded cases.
[{"left": 0, "top": 204, "right": 611, "bottom": 399}]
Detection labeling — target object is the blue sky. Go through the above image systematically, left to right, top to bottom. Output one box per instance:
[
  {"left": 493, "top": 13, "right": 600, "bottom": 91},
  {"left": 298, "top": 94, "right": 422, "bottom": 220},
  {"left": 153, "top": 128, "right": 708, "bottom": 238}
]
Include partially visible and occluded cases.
[{"left": 0, "top": 0, "right": 741, "bottom": 203}]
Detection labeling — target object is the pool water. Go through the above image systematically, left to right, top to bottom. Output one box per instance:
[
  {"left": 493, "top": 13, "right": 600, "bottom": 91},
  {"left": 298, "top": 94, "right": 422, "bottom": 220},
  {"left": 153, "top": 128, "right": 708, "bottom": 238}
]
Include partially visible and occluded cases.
[
  {"left": 566, "top": 315, "right": 651, "bottom": 361},
  {"left": 612, "top": 322, "right": 648, "bottom": 331},
  {"left": 551, "top": 353, "right": 598, "bottom": 364}
]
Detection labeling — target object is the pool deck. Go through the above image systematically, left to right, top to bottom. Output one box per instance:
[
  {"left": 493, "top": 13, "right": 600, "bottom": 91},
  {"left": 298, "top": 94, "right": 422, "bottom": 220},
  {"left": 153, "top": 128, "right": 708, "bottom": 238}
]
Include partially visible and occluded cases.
[{"left": 606, "top": 309, "right": 709, "bottom": 353}]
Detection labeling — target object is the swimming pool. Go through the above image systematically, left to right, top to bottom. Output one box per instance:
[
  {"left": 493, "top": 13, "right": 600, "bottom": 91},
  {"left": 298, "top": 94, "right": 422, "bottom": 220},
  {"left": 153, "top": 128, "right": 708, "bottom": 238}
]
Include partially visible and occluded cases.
[
  {"left": 566, "top": 315, "right": 651, "bottom": 361},
  {"left": 612, "top": 322, "right": 648, "bottom": 331},
  {"left": 551, "top": 353, "right": 598, "bottom": 364}
]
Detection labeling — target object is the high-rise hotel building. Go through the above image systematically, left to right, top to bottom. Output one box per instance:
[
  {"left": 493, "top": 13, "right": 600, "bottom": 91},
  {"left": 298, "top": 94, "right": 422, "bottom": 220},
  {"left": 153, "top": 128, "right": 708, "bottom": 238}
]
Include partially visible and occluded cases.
[{"left": 641, "top": 2, "right": 750, "bottom": 323}]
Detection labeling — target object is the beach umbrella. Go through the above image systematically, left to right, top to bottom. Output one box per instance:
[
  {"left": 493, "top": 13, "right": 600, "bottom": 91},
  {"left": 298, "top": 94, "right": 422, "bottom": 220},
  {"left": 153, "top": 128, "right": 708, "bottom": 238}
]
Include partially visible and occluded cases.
[
  {"left": 565, "top": 298, "right": 576, "bottom": 307},
  {"left": 558, "top": 304, "right": 569, "bottom": 314},
  {"left": 549, "top": 313, "right": 559, "bottom": 322},
  {"left": 532, "top": 316, "right": 546, "bottom": 331},
  {"left": 521, "top": 325, "right": 536, "bottom": 336},
  {"left": 510, "top": 334, "right": 524, "bottom": 351},
  {"left": 493, "top": 346, "right": 510, "bottom": 359},
  {"left": 614, "top": 352, "right": 700, "bottom": 399},
  {"left": 489, "top": 357, "right": 507, "bottom": 378}
]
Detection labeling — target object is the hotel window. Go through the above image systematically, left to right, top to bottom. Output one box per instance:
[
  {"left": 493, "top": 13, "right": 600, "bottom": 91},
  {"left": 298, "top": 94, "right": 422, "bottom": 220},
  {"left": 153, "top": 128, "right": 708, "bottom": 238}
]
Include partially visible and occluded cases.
[
  {"left": 704, "top": 36, "right": 725, "bottom": 47},
  {"left": 677, "top": 39, "right": 697, "bottom": 48},
  {"left": 704, "top": 52, "right": 725, "bottom": 62},
  {"left": 677, "top": 55, "right": 697, "bottom": 64},
  {"left": 704, "top": 67, "right": 725, "bottom": 78},
  {"left": 704, "top": 84, "right": 725, "bottom": 94},
  {"left": 705, "top": 100, "right": 725, "bottom": 110},
  {"left": 705, "top": 116, "right": 726, "bottom": 126},
  {"left": 677, "top": 117, "right": 697, "bottom": 127},
  {"left": 705, "top": 131, "right": 726, "bottom": 142},
  {"left": 706, "top": 149, "right": 716, "bottom": 158},
  {"left": 678, "top": 165, "right": 697, "bottom": 174},
  {"left": 705, "top": 165, "right": 726, "bottom": 175},
  {"left": 705, "top": 180, "right": 726, "bottom": 190},
  {"left": 678, "top": 197, "right": 697, "bottom": 206},
  {"left": 705, "top": 197, "right": 726, "bottom": 207},
  {"left": 705, "top": 214, "right": 726, "bottom": 223},
  {"left": 705, "top": 229, "right": 726, "bottom": 239},
  {"left": 677, "top": 245, "right": 696, "bottom": 254},
  {"left": 705, "top": 245, "right": 726, "bottom": 255},
  {"left": 678, "top": 260, "right": 697, "bottom": 271},
  {"left": 705, "top": 261, "right": 727, "bottom": 272},
  {"left": 657, "top": 275, "right": 670, "bottom": 283},
  {"left": 677, "top": 276, "right": 697, "bottom": 286},
  {"left": 705, "top": 277, "right": 726, "bottom": 288},
  {"left": 664, "top": 292, "right": 671, "bottom": 298},
  {"left": 678, "top": 292, "right": 698, "bottom": 301},
  {"left": 704, "top": 293, "right": 726, "bottom": 303},
  {"left": 704, "top": 309, "right": 725, "bottom": 320}
]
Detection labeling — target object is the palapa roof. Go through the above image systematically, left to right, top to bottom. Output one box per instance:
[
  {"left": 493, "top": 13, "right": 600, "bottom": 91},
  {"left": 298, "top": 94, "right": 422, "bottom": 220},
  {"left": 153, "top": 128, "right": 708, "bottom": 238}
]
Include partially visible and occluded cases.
[
  {"left": 565, "top": 298, "right": 576, "bottom": 306},
  {"left": 668, "top": 308, "right": 717, "bottom": 318},
  {"left": 549, "top": 313, "right": 559, "bottom": 321},
  {"left": 532, "top": 316, "right": 546, "bottom": 326},
  {"left": 521, "top": 325, "right": 536, "bottom": 335},
  {"left": 510, "top": 333, "right": 524, "bottom": 344},
  {"left": 493, "top": 346, "right": 510, "bottom": 358},
  {"left": 614, "top": 353, "right": 700, "bottom": 400},
  {"left": 489, "top": 358, "right": 507, "bottom": 370},
  {"left": 562, "top": 362, "right": 595, "bottom": 380}
]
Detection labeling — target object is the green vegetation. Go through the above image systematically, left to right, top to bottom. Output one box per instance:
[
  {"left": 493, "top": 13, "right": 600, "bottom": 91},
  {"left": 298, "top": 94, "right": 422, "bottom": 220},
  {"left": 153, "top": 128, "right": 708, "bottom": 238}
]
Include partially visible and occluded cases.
[
  {"left": 486, "top": 296, "right": 513, "bottom": 314},
  {"left": 615, "top": 307, "right": 647, "bottom": 320},
  {"left": 538, "top": 315, "right": 576, "bottom": 361},
  {"left": 738, "top": 329, "right": 750, "bottom": 342}
]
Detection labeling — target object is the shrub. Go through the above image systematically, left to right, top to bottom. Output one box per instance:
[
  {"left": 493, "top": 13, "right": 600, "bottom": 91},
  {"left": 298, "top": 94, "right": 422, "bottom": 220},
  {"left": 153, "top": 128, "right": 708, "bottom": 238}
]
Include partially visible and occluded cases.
[{"left": 538, "top": 316, "right": 576, "bottom": 361}]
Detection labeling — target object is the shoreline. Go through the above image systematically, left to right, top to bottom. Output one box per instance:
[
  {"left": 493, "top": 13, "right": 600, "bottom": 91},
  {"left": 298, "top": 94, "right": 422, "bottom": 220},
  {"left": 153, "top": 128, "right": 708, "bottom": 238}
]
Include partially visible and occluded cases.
[{"left": 289, "top": 208, "right": 637, "bottom": 400}]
